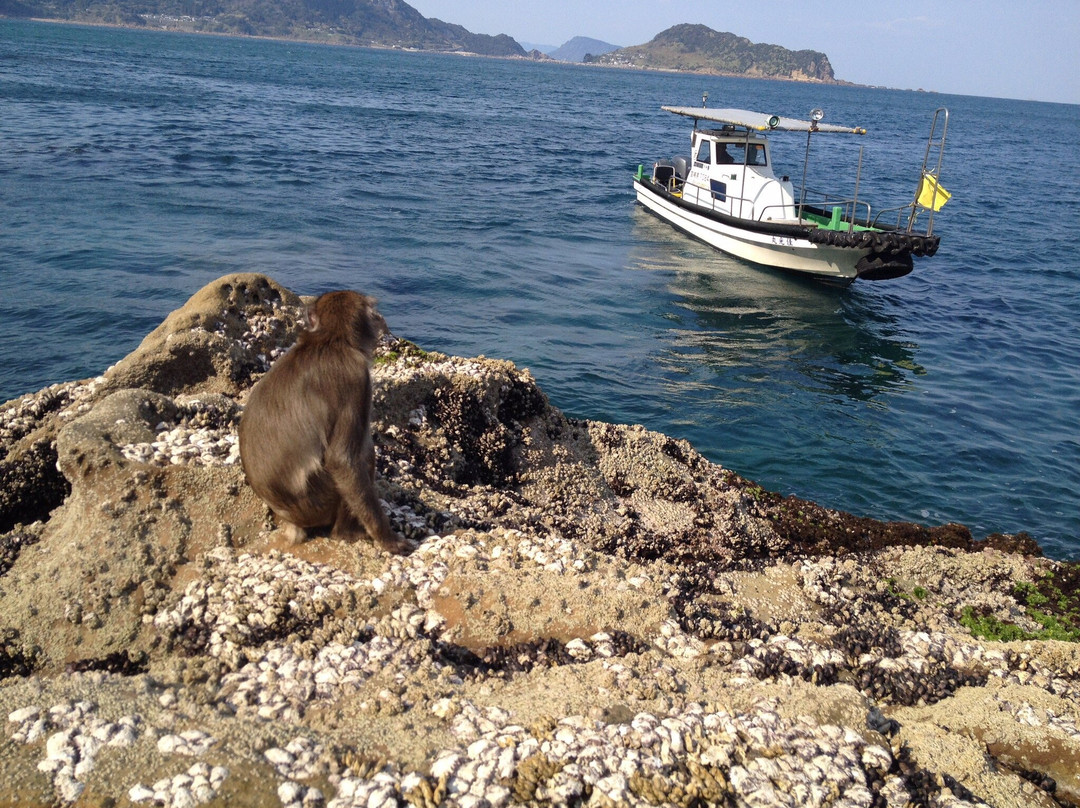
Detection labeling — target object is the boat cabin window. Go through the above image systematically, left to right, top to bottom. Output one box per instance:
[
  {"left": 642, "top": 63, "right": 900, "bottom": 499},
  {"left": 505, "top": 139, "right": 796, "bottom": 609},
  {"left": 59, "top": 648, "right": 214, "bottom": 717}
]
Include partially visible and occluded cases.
[
  {"left": 696, "top": 139, "right": 767, "bottom": 167},
  {"left": 722, "top": 142, "right": 767, "bottom": 167}
]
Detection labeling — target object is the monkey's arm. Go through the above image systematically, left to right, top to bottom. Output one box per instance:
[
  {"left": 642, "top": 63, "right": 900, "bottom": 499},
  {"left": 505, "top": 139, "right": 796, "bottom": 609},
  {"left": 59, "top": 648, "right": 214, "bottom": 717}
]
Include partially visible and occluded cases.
[{"left": 325, "top": 396, "right": 412, "bottom": 554}]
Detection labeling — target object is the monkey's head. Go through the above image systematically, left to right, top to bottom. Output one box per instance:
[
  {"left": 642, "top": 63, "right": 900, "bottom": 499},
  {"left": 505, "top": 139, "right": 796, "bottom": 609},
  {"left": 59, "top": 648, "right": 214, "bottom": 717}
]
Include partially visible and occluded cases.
[{"left": 304, "top": 290, "right": 387, "bottom": 356}]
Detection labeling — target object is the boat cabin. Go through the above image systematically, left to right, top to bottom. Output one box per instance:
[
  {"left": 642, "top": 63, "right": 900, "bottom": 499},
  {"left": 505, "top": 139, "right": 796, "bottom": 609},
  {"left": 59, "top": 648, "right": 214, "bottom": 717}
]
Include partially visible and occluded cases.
[{"left": 654, "top": 126, "right": 798, "bottom": 223}]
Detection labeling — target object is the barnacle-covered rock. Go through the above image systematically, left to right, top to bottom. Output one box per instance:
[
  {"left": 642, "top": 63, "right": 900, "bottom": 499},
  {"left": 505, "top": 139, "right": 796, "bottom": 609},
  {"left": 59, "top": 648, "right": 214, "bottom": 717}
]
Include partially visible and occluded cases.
[
  {"left": 1, "top": 273, "right": 1075, "bottom": 808},
  {"left": 102, "top": 273, "right": 304, "bottom": 397}
]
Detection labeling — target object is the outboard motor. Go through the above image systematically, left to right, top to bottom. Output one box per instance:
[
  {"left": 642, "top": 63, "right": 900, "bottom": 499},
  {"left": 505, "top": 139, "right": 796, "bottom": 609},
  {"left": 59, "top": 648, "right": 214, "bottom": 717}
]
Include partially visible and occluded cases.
[{"left": 652, "top": 159, "right": 676, "bottom": 186}]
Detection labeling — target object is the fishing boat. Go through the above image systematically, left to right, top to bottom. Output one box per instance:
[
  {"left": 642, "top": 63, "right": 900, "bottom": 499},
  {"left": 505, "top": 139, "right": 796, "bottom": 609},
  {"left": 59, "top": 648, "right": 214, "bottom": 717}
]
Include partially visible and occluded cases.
[{"left": 633, "top": 99, "right": 950, "bottom": 284}]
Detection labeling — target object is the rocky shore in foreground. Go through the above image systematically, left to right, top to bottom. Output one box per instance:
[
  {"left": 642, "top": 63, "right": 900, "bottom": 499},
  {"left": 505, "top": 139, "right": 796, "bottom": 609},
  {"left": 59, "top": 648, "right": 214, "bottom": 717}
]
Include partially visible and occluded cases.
[{"left": 1, "top": 273, "right": 1078, "bottom": 808}]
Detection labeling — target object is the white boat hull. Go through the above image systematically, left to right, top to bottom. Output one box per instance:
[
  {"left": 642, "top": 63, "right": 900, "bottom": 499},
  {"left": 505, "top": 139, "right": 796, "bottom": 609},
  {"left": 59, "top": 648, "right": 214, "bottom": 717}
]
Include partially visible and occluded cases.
[{"left": 634, "top": 179, "right": 870, "bottom": 284}]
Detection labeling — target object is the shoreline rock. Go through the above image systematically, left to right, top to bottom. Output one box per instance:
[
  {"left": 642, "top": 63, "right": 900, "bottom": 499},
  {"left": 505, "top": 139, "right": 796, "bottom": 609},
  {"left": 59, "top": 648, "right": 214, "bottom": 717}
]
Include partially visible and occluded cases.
[{"left": 1, "top": 273, "right": 1078, "bottom": 807}]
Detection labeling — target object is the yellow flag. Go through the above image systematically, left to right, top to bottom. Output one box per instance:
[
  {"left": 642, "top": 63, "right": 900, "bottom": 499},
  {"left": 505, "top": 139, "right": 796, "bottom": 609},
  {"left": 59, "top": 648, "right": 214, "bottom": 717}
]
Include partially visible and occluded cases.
[{"left": 917, "top": 173, "right": 951, "bottom": 211}]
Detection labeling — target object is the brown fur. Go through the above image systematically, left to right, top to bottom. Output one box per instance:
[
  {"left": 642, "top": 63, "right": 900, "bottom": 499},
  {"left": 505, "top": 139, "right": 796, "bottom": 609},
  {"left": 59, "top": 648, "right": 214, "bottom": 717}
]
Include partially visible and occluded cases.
[{"left": 239, "top": 291, "right": 411, "bottom": 554}]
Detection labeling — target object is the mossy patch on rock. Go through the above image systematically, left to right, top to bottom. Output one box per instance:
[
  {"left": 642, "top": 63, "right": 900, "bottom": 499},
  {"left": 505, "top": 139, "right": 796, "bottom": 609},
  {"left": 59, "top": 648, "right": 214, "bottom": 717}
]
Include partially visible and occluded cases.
[{"left": 961, "top": 564, "right": 1080, "bottom": 643}]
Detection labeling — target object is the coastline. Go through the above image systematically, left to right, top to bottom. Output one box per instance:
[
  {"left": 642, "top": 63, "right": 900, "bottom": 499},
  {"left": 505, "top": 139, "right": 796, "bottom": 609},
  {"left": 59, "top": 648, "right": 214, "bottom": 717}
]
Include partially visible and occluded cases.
[
  {"left": 15, "top": 15, "right": 538, "bottom": 57},
  {"left": 8, "top": 16, "right": 848, "bottom": 85},
  {"left": 2, "top": 273, "right": 1079, "bottom": 807}
]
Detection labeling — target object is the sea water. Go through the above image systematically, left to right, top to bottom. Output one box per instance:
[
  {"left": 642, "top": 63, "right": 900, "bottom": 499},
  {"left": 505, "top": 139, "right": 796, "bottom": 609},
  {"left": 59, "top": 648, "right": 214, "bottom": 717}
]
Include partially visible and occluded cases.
[{"left": 2, "top": 20, "right": 1079, "bottom": 557}]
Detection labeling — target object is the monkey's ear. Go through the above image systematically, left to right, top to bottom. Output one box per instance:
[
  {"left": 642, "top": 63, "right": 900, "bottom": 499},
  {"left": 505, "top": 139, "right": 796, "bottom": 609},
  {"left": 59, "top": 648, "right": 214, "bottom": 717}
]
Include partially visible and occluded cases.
[{"left": 305, "top": 305, "right": 320, "bottom": 332}]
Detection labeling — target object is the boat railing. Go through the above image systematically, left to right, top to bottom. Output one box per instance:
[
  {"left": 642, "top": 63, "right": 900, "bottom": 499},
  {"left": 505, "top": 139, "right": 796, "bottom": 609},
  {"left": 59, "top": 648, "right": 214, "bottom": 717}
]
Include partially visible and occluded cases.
[
  {"left": 906, "top": 107, "right": 949, "bottom": 236},
  {"left": 670, "top": 174, "right": 894, "bottom": 233},
  {"left": 670, "top": 178, "right": 757, "bottom": 218},
  {"left": 673, "top": 178, "right": 802, "bottom": 223},
  {"left": 797, "top": 188, "right": 873, "bottom": 230},
  {"left": 754, "top": 202, "right": 810, "bottom": 222},
  {"left": 874, "top": 203, "right": 932, "bottom": 234}
]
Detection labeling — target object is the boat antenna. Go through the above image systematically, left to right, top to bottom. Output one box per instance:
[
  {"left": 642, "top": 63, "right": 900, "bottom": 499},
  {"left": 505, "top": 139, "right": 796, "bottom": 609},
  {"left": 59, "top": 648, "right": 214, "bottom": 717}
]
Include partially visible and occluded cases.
[
  {"left": 689, "top": 91, "right": 708, "bottom": 133},
  {"left": 798, "top": 108, "right": 824, "bottom": 219},
  {"left": 850, "top": 145, "right": 863, "bottom": 233}
]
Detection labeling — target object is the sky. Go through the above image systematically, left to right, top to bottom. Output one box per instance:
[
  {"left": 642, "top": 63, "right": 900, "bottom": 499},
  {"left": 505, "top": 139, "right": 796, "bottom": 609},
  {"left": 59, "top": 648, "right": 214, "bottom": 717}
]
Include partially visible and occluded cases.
[{"left": 406, "top": 0, "right": 1080, "bottom": 105}]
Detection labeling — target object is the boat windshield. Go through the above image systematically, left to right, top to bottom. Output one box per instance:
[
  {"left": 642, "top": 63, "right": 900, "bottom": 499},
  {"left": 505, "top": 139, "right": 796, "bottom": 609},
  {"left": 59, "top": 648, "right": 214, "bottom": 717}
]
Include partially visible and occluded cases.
[
  {"left": 701, "top": 139, "right": 767, "bottom": 167},
  {"left": 724, "top": 141, "right": 766, "bottom": 167}
]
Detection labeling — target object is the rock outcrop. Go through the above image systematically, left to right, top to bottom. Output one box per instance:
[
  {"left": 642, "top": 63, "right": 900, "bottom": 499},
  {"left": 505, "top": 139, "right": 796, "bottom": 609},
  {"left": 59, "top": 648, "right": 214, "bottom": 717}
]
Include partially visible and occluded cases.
[
  {"left": 589, "top": 24, "right": 835, "bottom": 82},
  {"left": 1, "top": 273, "right": 1078, "bottom": 807}
]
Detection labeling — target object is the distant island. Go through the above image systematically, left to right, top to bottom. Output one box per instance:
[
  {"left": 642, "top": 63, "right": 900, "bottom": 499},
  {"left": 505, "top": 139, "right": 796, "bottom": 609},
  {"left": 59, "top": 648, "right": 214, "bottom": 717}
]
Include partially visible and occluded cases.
[
  {"left": 0, "top": 0, "right": 528, "bottom": 56},
  {"left": 2, "top": 0, "right": 837, "bottom": 82},
  {"left": 588, "top": 23, "right": 836, "bottom": 82},
  {"left": 547, "top": 36, "right": 620, "bottom": 63}
]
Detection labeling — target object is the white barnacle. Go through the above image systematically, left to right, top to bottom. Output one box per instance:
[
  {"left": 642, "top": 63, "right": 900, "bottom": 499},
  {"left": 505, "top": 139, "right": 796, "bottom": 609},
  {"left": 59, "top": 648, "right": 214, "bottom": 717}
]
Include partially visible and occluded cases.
[
  {"left": 467, "top": 738, "right": 499, "bottom": 761},
  {"left": 855, "top": 743, "right": 889, "bottom": 773},
  {"left": 430, "top": 751, "right": 464, "bottom": 780},
  {"left": 277, "top": 780, "right": 304, "bottom": 805},
  {"left": 129, "top": 783, "right": 155, "bottom": 803}
]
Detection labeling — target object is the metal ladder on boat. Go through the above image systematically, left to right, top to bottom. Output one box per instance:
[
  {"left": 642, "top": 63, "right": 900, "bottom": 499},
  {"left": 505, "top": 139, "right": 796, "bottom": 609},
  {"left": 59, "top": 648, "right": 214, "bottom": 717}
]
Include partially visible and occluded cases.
[{"left": 907, "top": 107, "right": 949, "bottom": 235}]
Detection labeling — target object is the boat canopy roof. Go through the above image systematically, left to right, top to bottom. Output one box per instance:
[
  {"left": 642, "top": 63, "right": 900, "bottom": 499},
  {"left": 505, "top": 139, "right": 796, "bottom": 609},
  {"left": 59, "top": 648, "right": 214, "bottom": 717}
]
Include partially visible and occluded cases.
[{"left": 661, "top": 106, "right": 867, "bottom": 135}]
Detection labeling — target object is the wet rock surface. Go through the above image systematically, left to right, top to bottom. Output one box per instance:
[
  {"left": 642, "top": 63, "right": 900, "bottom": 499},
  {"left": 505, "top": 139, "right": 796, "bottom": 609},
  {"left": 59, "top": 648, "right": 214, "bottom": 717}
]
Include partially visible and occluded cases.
[{"left": 2, "top": 273, "right": 1079, "bottom": 807}]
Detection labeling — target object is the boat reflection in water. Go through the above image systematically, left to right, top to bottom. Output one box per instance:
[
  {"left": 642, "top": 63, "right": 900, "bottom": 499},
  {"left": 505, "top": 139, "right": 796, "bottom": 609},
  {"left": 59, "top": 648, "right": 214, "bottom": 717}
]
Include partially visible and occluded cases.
[{"left": 628, "top": 206, "right": 926, "bottom": 493}]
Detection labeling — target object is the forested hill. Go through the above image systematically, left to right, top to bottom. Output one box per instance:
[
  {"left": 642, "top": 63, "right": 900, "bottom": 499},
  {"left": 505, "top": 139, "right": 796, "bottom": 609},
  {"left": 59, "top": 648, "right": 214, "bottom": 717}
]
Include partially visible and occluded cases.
[
  {"left": 0, "top": 0, "right": 528, "bottom": 56},
  {"left": 2, "top": 4, "right": 836, "bottom": 79},
  {"left": 588, "top": 23, "right": 836, "bottom": 82}
]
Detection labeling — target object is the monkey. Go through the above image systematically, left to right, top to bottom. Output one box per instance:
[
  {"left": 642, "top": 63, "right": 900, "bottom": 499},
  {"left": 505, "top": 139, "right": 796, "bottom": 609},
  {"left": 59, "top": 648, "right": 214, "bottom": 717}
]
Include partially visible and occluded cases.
[{"left": 238, "top": 290, "right": 412, "bottom": 555}]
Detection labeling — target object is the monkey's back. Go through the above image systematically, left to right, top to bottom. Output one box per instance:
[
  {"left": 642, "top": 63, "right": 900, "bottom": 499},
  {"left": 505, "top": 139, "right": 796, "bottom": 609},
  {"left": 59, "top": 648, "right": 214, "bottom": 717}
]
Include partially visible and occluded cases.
[{"left": 238, "top": 340, "right": 370, "bottom": 525}]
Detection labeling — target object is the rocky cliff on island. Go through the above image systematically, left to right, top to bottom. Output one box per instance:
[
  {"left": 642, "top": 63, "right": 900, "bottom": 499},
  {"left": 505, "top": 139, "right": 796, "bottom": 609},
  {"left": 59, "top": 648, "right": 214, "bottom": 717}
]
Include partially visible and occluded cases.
[
  {"left": 587, "top": 25, "right": 835, "bottom": 82},
  {"left": 1, "top": 273, "right": 1079, "bottom": 808}
]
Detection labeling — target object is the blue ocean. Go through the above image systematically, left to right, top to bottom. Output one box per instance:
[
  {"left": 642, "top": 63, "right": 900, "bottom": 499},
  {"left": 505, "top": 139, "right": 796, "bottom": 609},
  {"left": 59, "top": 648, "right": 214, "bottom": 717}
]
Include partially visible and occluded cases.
[{"left": 2, "top": 20, "right": 1079, "bottom": 557}]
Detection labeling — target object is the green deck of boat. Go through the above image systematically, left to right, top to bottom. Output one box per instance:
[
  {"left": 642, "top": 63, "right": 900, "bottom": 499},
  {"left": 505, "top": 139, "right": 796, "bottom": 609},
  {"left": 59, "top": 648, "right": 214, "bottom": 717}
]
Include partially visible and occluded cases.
[{"left": 804, "top": 206, "right": 878, "bottom": 232}]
